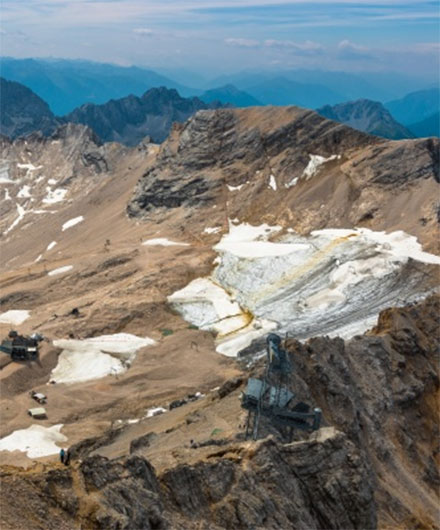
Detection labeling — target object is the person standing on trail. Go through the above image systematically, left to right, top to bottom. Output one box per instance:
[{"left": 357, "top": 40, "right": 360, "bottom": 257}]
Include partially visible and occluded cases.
[{"left": 59, "top": 448, "right": 65, "bottom": 464}]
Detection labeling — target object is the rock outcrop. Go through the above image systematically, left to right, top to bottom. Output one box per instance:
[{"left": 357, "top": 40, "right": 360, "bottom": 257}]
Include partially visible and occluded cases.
[
  {"left": 128, "top": 106, "right": 439, "bottom": 252},
  {"left": 0, "top": 428, "right": 375, "bottom": 530}
]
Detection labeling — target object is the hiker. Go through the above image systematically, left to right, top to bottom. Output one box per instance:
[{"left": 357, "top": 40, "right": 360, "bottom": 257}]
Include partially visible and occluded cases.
[
  {"left": 59, "top": 448, "right": 65, "bottom": 464},
  {"left": 64, "top": 448, "right": 71, "bottom": 466}
]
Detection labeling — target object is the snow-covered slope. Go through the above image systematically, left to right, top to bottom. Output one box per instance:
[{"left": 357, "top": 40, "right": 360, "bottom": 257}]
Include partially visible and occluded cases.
[{"left": 169, "top": 222, "right": 440, "bottom": 356}]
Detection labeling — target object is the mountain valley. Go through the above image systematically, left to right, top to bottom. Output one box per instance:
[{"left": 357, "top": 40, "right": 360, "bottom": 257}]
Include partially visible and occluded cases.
[{"left": 0, "top": 106, "right": 439, "bottom": 529}]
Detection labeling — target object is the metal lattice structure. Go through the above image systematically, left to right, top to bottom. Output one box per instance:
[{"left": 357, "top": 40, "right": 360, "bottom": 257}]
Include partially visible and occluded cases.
[{"left": 242, "top": 333, "right": 321, "bottom": 441}]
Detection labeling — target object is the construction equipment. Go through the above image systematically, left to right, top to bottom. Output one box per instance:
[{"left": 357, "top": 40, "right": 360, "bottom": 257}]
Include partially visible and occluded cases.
[
  {"left": 0, "top": 331, "right": 43, "bottom": 361},
  {"left": 241, "top": 333, "right": 321, "bottom": 441}
]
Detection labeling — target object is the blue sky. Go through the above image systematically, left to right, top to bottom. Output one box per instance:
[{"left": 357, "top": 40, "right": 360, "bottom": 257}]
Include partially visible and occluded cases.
[{"left": 1, "top": 1, "right": 439, "bottom": 77}]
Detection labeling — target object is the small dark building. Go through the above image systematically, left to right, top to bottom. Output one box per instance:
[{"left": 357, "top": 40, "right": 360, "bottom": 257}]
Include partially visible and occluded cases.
[{"left": 0, "top": 331, "right": 41, "bottom": 361}]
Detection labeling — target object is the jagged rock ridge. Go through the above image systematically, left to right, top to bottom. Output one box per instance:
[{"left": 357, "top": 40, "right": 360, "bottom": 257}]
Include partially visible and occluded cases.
[
  {"left": 66, "top": 87, "right": 223, "bottom": 146},
  {"left": 128, "top": 106, "right": 439, "bottom": 252}
]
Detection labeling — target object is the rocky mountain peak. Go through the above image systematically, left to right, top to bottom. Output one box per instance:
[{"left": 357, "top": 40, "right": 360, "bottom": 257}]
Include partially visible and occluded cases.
[
  {"left": 0, "top": 77, "right": 60, "bottom": 139},
  {"left": 65, "top": 86, "right": 223, "bottom": 146},
  {"left": 317, "top": 98, "right": 414, "bottom": 139}
]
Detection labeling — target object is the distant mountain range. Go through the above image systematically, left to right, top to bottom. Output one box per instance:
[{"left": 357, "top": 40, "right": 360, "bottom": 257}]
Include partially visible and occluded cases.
[
  {"left": 0, "top": 57, "right": 197, "bottom": 115},
  {"left": 3, "top": 57, "right": 438, "bottom": 116},
  {"left": 1, "top": 71, "right": 438, "bottom": 145},
  {"left": 0, "top": 77, "right": 60, "bottom": 138},
  {"left": 0, "top": 78, "right": 222, "bottom": 144},
  {"left": 200, "top": 84, "right": 261, "bottom": 107},
  {"left": 66, "top": 87, "right": 222, "bottom": 145},
  {"left": 385, "top": 89, "right": 440, "bottom": 126},
  {"left": 317, "top": 99, "right": 414, "bottom": 140},
  {"left": 408, "top": 112, "right": 440, "bottom": 138}
]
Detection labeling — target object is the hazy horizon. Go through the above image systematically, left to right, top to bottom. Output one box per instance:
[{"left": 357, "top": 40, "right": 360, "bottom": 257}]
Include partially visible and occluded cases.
[{"left": 1, "top": 1, "right": 439, "bottom": 80}]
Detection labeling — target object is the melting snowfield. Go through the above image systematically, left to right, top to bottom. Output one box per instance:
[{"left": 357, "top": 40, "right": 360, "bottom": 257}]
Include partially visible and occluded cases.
[
  {"left": 169, "top": 222, "right": 440, "bottom": 356},
  {"left": 142, "top": 238, "right": 190, "bottom": 247},
  {"left": 0, "top": 310, "right": 31, "bottom": 325},
  {"left": 51, "top": 333, "right": 156, "bottom": 384},
  {"left": 0, "top": 424, "right": 67, "bottom": 458}
]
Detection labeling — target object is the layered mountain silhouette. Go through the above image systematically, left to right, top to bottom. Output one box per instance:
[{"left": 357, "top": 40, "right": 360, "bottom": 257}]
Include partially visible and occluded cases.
[
  {"left": 0, "top": 57, "right": 197, "bottom": 115},
  {"left": 2, "top": 74, "right": 437, "bottom": 145},
  {"left": 243, "top": 76, "right": 344, "bottom": 108},
  {"left": 0, "top": 77, "right": 60, "bottom": 139},
  {"left": 0, "top": 79, "right": 222, "bottom": 145},
  {"left": 200, "top": 84, "right": 262, "bottom": 107},
  {"left": 66, "top": 87, "right": 222, "bottom": 145},
  {"left": 385, "top": 88, "right": 440, "bottom": 126},
  {"left": 317, "top": 99, "right": 414, "bottom": 139},
  {"left": 408, "top": 112, "right": 440, "bottom": 138}
]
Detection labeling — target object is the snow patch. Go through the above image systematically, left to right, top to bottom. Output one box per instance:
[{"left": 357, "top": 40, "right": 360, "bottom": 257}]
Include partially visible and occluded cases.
[
  {"left": 302, "top": 154, "right": 337, "bottom": 180},
  {"left": 17, "top": 163, "right": 41, "bottom": 171},
  {"left": 17, "top": 163, "right": 43, "bottom": 179},
  {"left": 0, "top": 164, "right": 14, "bottom": 184},
  {"left": 269, "top": 174, "right": 277, "bottom": 191},
  {"left": 286, "top": 176, "right": 298, "bottom": 188},
  {"left": 227, "top": 184, "right": 244, "bottom": 191},
  {"left": 17, "top": 185, "right": 31, "bottom": 198},
  {"left": 43, "top": 187, "right": 68, "bottom": 204},
  {"left": 4, "top": 189, "right": 11, "bottom": 201},
  {"left": 4, "top": 203, "right": 26, "bottom": 234},
  {"left": 62, "top": 216, "right": 84, "bottom": 231},
  {"left": 214, "top": 221, "right": 303, "bottom": 259},
  {"left": 170, "top": 222, "right": 440, "bottom": 357},
  {"left": 204, "top": 227, "right": 221, "bottom": 234},
  {"left": 142, "top": 238, "right": 190, "bottom": 247},
  {"left": 46, "top": 241, "right": 57, "bottom": 251},
  {"left": 35, "top": 254, "right": 43, "bottom": 263},
  {"left": 48, "top": 265, "right": 73, "bottom": 276},
  {"left": 0, "top": 310, "right": 31, "bottom": 325},
  {"left": 51, "top": 333, "right": 156, "bottom": 384},
  {"left": 146, "top": 407, "right": 167, "bottom": 417},
  {"left": 0, "top": 424, "right": 67, "bottom": 459}
]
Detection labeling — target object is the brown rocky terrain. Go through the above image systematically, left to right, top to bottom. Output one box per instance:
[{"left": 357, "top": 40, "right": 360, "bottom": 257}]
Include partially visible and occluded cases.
[
  {"left": 0, "top": 107, "right": 439, "bottom": 529},
  {"left": 128, "top": 107, "right": 439, "bottom": 252},
  {"left": 0, "top": 296, "right": 438, "bottom": 529}
]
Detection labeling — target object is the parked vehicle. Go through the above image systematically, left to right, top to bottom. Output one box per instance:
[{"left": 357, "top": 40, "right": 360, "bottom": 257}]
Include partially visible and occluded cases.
[
  {"left": 29, "top": 391, "right": 47, "bottom": 404},
  {"left": 28, "top": 407, "right": 47, "bottom": 419}
]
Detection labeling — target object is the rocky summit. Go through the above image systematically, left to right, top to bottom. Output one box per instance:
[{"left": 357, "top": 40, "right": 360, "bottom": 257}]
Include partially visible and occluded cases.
[
  {"left": 0, "top": 78, "right": 61, "bottom": 139},
  {"left": 66, "top": 87, "right": 223, "bottom": 146},
  {"left": 317, "top": 99, "right": 414, "bottom": 140},
  {"left": 0, "top": 106, "right": 438, "bottom": 530}
]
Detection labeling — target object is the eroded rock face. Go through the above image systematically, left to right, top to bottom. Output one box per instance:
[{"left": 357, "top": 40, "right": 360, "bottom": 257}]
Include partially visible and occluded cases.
[
  {"left": 127, "top": 106, "right": 439, "bottom": 252},
  {"left": 281, "top": 295, "right": 440, "bottom": 528},
  {"left": 0, "top": 429, "right": 375, "bottom": 530}
]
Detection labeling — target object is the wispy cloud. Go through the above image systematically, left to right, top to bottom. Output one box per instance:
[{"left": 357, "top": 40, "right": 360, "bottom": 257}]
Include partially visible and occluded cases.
[
  {"left": 1, "top": 0, "right": 438, "bottom": 78},
  {"left": 133, "top": 28, "right": 154, "bottom": 36},
  {"left": 225, "top": 37, "right": 259, "bottom": 48},
  {"left": 264, "top": 39, "right": 324, "bottom": 55},
  {"left": 337, "top": 39, "right": 374, "bottom": 61}
]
